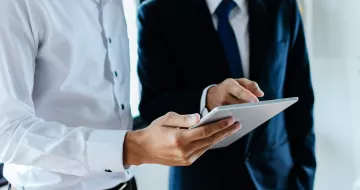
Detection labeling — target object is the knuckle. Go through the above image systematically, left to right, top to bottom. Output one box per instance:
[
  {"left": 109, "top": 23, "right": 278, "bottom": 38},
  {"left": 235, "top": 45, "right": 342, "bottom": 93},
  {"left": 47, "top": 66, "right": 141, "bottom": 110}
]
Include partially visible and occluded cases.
[
  {"left": 224, "top": 78, "right": 234, "bottom": 84},
  {"left": 236, "top": 89, "right": 243, "bottom": 98},
  {"left": 220, "top": 98, "right": 227, "bottom": 105},
  {"left": 166, "top": 112, "right": 176, "bottom": 119},
  {"left": 166, "top": 112, "right": 181, "bottom": 123},
  {"left": 223, "top": 119, "right": 231, "bottom": 128},
  {"left": 200, "top": 127, "right": 209, "bottom": 137},
  {"left": 171, "top": 136, "right": 182, "bottom": 147},
  {"left": 208, "top": 136, "right": 215, "bottom": 146},
  {"left": 176, "top": 149, "right": 186, "bottom": 159}
]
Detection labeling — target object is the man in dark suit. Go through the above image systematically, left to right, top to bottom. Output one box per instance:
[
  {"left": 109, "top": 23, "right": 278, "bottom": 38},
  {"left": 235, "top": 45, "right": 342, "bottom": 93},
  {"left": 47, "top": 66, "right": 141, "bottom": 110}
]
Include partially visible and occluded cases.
[{"left": 137, "top": 0, "right": 316, "bottom": 189}]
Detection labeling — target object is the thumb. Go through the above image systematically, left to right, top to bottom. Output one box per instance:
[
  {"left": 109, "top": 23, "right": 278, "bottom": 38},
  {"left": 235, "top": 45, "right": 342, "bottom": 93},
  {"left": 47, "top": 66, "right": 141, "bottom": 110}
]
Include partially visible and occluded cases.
[{"left": 163, "top": 112, "right": 200, "bottom": 128}]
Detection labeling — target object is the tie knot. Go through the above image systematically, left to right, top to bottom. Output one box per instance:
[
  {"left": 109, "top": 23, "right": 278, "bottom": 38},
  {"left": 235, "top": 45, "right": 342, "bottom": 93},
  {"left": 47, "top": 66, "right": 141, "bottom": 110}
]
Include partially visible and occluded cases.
[{"left": 215, "top": 0, "right": 237, "bottom": 18}]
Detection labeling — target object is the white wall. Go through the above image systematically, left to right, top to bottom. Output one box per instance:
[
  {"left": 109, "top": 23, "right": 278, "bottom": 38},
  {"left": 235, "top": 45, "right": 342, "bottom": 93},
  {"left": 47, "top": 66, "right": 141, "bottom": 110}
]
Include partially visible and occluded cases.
[
  {"left": 124, "top": 0, "right": 141, "bottom": 117},
  {"left": 305, "top": 0, "right": 360, "bottom": 189},
  {"left": 311, "top": 57, "right": 358, "bottom": 190}
]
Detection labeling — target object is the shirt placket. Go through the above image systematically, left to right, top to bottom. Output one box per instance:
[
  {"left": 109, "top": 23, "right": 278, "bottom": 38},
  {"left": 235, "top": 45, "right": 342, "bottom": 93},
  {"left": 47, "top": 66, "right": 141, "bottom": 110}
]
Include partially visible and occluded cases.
[{"left": 97, "top": 0, "right": 125, "bottom": 113}]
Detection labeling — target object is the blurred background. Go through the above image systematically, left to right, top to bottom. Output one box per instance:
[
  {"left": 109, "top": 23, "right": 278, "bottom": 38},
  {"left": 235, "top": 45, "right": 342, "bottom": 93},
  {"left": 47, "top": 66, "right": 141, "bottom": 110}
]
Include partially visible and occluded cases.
[{"left": 1, "top": 0, "right": 359, "bottom": 190}]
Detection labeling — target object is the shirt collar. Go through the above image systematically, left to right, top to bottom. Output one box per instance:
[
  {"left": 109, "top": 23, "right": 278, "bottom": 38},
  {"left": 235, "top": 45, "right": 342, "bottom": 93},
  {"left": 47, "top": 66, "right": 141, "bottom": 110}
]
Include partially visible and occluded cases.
[{"left": 206, "top": 0, "right": 248, "bottom": 15}]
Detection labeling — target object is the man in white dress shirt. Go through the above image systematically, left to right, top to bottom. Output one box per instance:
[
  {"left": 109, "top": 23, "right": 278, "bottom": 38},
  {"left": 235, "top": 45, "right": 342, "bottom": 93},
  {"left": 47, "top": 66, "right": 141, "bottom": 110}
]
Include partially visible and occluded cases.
[{"left": 0, "top": 0, "right": 242, "bottom": 189}]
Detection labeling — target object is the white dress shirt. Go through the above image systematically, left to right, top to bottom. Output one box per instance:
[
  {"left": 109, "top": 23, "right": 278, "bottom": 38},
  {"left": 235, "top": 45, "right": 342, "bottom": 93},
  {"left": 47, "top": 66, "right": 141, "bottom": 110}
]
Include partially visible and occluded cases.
[
  {"left": 0, "top": 0, "right": 134, "bottom": 189},
  {"left": 200, "top": 0, "right": 250, "bottom": 115}
]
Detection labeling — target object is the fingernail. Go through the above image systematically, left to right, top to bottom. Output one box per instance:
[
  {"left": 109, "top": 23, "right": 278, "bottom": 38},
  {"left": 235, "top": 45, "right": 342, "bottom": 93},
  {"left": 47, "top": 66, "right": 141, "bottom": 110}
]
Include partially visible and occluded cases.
[
  {"left": 250, "top": 99, "right": 255, "bottom": 103},
  {"left": 234, "top": 123, "right": 241, "bottom": 133},
  {"left": 237, "top": 125, "right": 241, "bottom": 130}
]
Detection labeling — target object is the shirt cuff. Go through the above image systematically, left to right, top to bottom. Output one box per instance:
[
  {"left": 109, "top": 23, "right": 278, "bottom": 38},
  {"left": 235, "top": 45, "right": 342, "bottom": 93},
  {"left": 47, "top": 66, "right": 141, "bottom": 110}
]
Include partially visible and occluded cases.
[
  {"left": 200, "top": 84, "right": 216, "bottom": 116},
  {"left": 86, "top": 129, "right": 133, "bottom": 178}
]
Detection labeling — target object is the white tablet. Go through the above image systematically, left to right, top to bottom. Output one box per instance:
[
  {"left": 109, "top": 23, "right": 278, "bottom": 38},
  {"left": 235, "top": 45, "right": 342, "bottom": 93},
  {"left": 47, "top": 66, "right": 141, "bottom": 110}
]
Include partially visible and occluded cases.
[{"left": 191, "top": 97, "right": 299, "bottom": 149}]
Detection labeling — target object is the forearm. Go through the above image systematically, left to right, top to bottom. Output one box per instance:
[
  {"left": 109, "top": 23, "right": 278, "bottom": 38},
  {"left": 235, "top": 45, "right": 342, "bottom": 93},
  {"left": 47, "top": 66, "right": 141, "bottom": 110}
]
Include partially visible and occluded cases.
[{"left": 0, "top": 100, "right": 129, "bottom": 176}]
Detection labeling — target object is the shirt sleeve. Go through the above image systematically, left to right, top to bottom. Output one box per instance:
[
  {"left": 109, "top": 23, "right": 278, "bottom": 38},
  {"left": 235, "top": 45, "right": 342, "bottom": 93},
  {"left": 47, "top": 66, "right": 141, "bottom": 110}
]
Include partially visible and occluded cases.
[
  {"left": 0, "top": 0, "right": 132, "bottom": 177},
  {"left": 200, "top": 85, "right": 216, "bottom": 116}
]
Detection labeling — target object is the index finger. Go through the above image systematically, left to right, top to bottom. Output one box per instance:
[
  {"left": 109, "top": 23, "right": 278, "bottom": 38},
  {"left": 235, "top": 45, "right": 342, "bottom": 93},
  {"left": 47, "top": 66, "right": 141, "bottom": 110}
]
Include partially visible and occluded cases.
[
  {"left": 236, "top": 79, "right": 264, "bottom": 97},
  {"left": 228, "top": 82, "right": 259, "bottom": 103},
  {"left": 163, "top": 112, "right": 201, "bottom": 128},
  {"left": 181, "top": 117, "right": 235, "bottom": 141}
]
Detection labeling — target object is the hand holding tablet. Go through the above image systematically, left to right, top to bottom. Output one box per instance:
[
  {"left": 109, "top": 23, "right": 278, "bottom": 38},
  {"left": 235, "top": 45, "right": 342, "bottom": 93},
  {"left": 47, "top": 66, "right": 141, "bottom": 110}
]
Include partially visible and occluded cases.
[{"left": 192, "top": 97, "right": 299, "bottom": 149}]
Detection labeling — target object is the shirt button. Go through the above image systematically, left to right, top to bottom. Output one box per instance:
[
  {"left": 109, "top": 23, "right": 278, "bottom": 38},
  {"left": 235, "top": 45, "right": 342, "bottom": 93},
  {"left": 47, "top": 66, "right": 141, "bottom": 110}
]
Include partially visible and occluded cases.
[
  {"left": 109, "top": 38, "right": 112, "bottom": 44},
  {"left": 114, "top": 71, "right": 118, "bottom": 77},
  {"left": 121, "top": 104, "right": 125, "bottom": 110},
  {"left": 105, "top": 169, "right": 112, "bottom": 172}
]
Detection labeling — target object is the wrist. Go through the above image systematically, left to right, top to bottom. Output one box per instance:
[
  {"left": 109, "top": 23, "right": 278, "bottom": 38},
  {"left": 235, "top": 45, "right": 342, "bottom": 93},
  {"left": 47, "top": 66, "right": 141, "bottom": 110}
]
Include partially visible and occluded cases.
[
  {"left": 206, "top": 85, "right": 217, "bottom": 111},
  {"left": 123, "top": 130, "right": 146, "bottom": 166}
]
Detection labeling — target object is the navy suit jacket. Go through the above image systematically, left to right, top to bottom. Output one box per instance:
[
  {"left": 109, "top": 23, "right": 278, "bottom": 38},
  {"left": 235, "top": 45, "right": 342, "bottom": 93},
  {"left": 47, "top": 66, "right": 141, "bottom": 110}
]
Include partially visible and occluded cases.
[{"left": 137, "top": 0, "right": 316, "bottom": 189}]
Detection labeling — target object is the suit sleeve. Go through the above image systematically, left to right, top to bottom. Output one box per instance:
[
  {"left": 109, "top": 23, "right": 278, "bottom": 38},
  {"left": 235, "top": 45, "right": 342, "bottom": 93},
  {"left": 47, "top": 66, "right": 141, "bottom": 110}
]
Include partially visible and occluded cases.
[
  {"left": 284, "top": 2, "right": 316, "bottom": 190},
  {"left": 137, "top": 5, "right": 205, "bottom": 123}
]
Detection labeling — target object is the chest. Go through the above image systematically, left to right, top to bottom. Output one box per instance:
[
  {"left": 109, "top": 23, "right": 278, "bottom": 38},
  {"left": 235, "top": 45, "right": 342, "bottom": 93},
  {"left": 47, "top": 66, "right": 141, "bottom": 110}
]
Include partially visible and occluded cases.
[
  {"left": 31, "top": 0, "right": 130, "bottom": 97},
  {"left": 35, "top": 0, "right": 128, "bottom": 66},
  {"left": 39, "top": 0, "right": 127, "bottom": 36},
  {"left": 34, "top": 1, "right": 129, "bottom": 76},
  {"left": 168, "top": 11, "right": 290, "bottom": 90}
]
